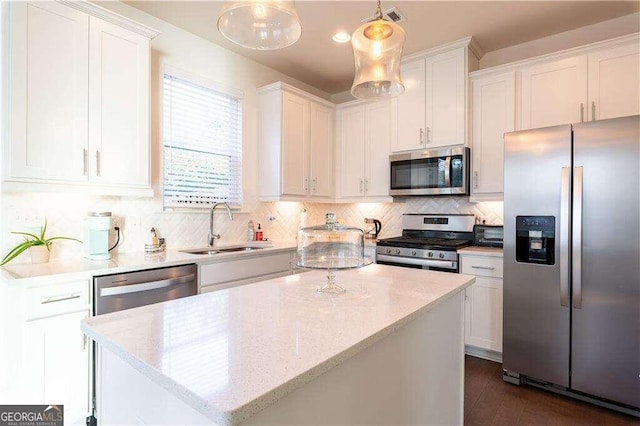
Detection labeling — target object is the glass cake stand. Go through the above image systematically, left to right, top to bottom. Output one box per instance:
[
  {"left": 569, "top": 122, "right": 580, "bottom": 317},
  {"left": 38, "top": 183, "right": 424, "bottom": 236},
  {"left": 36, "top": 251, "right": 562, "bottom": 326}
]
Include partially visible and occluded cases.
[{"left": 294, "top": 256, "right": 373, "bottom": 294}]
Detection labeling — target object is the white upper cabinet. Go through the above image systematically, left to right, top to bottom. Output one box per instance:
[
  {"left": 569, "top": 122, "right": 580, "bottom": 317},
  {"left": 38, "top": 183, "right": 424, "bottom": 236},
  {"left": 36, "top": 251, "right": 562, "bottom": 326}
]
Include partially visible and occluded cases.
[
  {"left": 4, "top": 2, "right": 158, "bottom": 195},
  {"left": 8, "top": 2, "right": 89, "bottom": 182},
  {"left": 88, "top": 17, "right": 150, "bottom": 187},
  {"left": 394, "top": 40, "right": 478, "bottom": 153},
  {"left": 519, "top": 41, "right": 640, "bottom": 130},
  {"left": 587, "top": 43, "right": 640, "bottom": 121},
  {"left": 424, "top": 47, "right": 466, "bottom": 148},
  {"left": 519, "top": 56, "right": 588, "bottom": 130},
  {"left": 395, "top": 60, "right": 426, "bottom": 152},
  {"left": 470, "top": 71, "right": 515, "bottom": 199},
  {"left": 258, "top": 82, "right": 335, "bottom": 201},
  {"left": 281, "top": 91, "right": 309, "bottom": 197},
  {"left": 336, "top": 100, "right": 392, "bottom": 201},
  {"left": 309, "top": 102, "right": 334, "bottom": 197}
]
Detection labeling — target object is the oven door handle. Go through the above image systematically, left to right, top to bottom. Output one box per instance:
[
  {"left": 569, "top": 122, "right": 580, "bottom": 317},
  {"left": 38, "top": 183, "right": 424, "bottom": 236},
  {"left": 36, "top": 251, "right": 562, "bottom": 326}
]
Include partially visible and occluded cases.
[
  {"left": 376, "top": 255, "right": 455, "bottom": 269},
  {"left": 100, "top": 274, "right": 195, "bottom": 297}
]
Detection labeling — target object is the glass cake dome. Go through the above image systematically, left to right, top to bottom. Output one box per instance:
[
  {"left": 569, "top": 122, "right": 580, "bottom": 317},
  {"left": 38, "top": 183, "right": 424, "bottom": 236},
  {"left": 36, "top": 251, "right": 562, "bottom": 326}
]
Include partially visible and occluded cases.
[{"left": 296, "top": 213, "right": 371, "bottom": 294}]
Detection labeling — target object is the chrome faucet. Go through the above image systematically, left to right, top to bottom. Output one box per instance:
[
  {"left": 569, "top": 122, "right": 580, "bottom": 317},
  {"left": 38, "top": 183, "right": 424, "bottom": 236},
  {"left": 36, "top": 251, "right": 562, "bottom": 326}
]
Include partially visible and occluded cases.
[{"left": 208, "top": 202, "right": 234, "bottom": 247}]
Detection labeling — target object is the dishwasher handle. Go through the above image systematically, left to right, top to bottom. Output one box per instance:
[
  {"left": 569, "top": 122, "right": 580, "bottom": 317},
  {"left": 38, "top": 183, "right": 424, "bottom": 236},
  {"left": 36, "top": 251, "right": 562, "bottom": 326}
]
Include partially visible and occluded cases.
[{"left": 100, "top": 274, "right": 195, "bottom": 297}]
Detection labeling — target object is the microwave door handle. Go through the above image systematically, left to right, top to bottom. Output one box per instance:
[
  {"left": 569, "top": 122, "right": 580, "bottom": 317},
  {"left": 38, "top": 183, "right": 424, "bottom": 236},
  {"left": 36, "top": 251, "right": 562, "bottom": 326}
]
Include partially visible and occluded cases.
[{"left": 444, "top": 156, "right": 451, "bottom": 187}]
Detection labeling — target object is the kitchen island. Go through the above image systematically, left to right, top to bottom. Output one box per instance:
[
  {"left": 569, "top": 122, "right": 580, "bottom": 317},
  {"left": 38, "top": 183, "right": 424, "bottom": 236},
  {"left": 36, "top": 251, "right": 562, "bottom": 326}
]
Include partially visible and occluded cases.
[{"left": 82, "top": 264, "right": 475, "bottom": 425}]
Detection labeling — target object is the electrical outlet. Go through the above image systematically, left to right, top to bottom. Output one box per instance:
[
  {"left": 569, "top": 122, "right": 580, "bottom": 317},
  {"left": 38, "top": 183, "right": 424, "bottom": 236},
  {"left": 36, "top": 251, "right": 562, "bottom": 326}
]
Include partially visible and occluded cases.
[
  {"left": 266, "top": 215, "right": 276, "bottom": 223},
  {"left": 113, "top": 217, "right": 121, "bottom": 229}
]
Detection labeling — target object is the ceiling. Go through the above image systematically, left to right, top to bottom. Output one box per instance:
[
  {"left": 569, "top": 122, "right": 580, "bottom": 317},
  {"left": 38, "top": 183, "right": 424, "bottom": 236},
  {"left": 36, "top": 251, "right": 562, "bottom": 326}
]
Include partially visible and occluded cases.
[{"left": 125, "top": 1, "right": 640, "bottom": 94}]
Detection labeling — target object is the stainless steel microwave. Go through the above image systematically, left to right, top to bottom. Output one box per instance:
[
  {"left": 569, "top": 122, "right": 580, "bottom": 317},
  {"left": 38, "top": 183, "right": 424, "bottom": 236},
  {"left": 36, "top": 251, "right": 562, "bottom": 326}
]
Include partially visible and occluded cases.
[{"left": 389, "top": 147, "right": 470, "bottom": 196}]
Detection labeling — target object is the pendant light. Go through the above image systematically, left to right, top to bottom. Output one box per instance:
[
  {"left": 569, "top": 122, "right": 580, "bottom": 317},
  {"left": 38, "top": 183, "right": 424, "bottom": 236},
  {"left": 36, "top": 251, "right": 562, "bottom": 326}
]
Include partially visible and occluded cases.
[
  {"left": 351, "top": 0, "right": 405, "bottom": 99},
  {"left": 217, "top": 1, "right": 302, "bottom": 50}
]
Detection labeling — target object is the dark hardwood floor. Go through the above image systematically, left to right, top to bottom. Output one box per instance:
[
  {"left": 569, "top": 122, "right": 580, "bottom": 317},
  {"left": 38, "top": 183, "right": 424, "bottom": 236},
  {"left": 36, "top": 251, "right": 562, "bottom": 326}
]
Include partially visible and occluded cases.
[{"left": 464, "top": 355, "right": 639, "bottom": 425}]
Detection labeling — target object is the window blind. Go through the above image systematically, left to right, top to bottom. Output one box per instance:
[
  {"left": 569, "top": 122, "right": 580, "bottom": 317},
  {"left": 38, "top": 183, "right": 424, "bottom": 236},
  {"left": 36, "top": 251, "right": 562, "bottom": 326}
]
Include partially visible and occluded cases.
[{"left": 163, "top": 73, "right": 242, "bottom": 209}]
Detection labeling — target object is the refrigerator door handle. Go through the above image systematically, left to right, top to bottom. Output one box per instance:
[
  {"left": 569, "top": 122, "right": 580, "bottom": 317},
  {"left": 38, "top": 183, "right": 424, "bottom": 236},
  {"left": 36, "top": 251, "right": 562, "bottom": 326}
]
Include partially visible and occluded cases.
[
  {"left": 560, "top": 166, "right": 571, "bottom": 307},
  {"left": 572, "top": 166, "right": 584, "bottom": 309}
]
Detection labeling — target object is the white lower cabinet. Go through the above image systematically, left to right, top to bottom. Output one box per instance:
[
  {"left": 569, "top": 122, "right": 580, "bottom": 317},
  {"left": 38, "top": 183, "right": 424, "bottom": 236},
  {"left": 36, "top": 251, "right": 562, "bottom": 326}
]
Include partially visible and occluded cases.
[
  {"left": 199, "top": 250, "right": 295, "bottom": 293},
  {"left": 460, "top": 253, "right": 503, "bottom": 361},
  {"left": 3, "top": 279, "right": 92, "bottom": 425},
  {"left": 24, "top": 311, "right": 90, "bottom": 424}
]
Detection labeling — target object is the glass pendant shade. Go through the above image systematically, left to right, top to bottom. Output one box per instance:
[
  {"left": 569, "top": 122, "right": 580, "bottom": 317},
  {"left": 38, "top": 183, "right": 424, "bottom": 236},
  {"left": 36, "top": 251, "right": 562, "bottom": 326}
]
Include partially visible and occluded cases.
[
  {"left": 217, "top": 1, "right": 302, "bottom": 50},
  {"left": 351, "top": 18, "right": 405, "bottom": 99}
]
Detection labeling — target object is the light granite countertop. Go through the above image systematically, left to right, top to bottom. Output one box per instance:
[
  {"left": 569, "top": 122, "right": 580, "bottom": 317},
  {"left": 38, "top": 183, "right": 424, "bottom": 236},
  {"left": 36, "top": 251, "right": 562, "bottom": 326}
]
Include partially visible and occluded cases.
[
  {"left": 0, "top": 241, "right": 297, "bottom": 284},
  {"left": 82, "top": 264, "right": 475, "bottom": 425}
]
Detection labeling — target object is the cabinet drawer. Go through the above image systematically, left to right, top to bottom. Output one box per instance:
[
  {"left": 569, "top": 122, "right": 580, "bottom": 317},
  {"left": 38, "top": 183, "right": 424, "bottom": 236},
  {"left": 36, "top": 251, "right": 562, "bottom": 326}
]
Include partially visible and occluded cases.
[
  {"left": 200, "top": 252, "right": 292, "bottom": 287},
  {"left": 461, "top": 256, "right": 503, "bottom": 278},
  {"left": 25, "top": 280, "right": 90, "bottom": 320}
]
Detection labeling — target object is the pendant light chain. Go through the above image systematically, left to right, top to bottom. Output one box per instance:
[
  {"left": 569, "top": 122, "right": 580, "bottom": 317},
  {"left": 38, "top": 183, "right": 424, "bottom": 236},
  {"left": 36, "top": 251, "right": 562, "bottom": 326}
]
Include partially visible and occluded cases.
[{"left": 375, "top": 0, "right": 383, "bottom": 20}]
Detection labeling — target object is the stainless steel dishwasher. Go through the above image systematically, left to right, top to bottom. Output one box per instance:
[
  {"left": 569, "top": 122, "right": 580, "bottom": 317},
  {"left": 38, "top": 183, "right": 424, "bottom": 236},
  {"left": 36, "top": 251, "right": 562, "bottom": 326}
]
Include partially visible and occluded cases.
[{"left": 94, "top": 264, "right": 197, "bottom": 315}]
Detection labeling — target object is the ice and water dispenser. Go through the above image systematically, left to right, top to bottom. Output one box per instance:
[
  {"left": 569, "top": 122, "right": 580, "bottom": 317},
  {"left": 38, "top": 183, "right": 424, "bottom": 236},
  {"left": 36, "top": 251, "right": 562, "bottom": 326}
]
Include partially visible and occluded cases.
[{"left": 515, "top": 216, "right": 555, "bottom": 265}]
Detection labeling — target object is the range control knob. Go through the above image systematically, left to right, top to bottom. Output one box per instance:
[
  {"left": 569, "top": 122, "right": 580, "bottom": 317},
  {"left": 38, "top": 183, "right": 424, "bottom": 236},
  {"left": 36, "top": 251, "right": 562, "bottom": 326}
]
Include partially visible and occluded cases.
[
  {"left": 386, "top": 248, "right": 392, "bottom": 254},
  {"left": 395, "top": 249, "right": 401, "bottom": 255},
  {"left": 411, "top": 250, "right": 417, "bottom": 256},
  {"left": 428, "top": 251, "right": 433, "bottom": 257},
  {"left": 439, "top": 253, "right": 445, "bottom": 259}
]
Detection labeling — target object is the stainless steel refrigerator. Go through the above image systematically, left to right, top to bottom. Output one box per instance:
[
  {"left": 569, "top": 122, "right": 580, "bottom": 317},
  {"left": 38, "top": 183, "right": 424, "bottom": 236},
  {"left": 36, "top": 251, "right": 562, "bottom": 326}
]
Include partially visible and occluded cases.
[{"left": 503, "top": 115, "right": 640, "bottom": 415}]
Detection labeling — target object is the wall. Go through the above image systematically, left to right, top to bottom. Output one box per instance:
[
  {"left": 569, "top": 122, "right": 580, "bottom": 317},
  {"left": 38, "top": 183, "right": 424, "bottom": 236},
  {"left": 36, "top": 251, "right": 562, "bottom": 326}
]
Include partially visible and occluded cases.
[{"left": 479, "top": 12, "right": 640, "bottom": 69}]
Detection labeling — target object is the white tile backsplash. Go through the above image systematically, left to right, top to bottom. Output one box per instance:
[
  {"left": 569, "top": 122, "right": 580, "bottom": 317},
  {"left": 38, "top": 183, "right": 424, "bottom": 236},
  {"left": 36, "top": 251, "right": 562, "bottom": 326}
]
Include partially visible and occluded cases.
[{"left": 0, "top": 193, "right": 503, "bottom": 262}]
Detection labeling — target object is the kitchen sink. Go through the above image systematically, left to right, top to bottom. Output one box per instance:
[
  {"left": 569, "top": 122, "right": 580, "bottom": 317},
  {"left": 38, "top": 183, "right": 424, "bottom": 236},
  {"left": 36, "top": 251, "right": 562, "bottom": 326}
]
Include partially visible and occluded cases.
[{"left": 180, "top": 246, "right": 264, "bottom": 256}]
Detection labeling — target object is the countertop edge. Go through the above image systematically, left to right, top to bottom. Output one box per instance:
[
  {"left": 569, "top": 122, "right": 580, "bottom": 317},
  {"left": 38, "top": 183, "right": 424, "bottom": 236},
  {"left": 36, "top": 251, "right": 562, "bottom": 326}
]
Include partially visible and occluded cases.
[
  {"left": 1, "top": 244, "right": 297, "bottom": 285},
  {"left": 457, "top": 247, "right": 504, "bottom": 257},
  {"left": 82, "top": 273, "right": 476, "bottom": 425}
]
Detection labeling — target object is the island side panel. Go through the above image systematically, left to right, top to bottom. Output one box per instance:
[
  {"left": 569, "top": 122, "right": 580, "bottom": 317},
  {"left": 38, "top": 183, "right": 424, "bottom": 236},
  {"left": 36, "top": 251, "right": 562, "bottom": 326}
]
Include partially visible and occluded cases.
[
  {"left": 243, "top": 290, "right": 466, "bottom": 426},
  {"left": 96, "top": 346, "right": 217, "bottom": 425}
]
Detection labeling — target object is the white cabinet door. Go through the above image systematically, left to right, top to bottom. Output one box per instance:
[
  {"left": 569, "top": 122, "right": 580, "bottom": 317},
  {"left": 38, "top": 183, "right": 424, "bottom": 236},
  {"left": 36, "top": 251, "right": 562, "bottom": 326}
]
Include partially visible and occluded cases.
[
  {"left": 8, "top": 2, "right": 89, "bottom": 181},
  {"left": 89, "top": 17, "right": 150, "bottom": 187},
  {"left": 588, "top": 44, "right": 640, "bottom": 121},
  {"left": 425, "top": 48, "right": 466, "bottom": 148},
  {"left": 519, "top": 56, "right": 588, "bottom": 130},
  {"left": 395, "top": 60, "right": 426, "bottom": 152},
  {"left": 471, "top": 71, "right": 515, "bottom": 196},
  {"left": 281, "top": 92, "right": 310, "bottom": 196},
  {"left": 365, "top": 100, "right": 391, "bottom": 197},
  {"left": 309, "top": 102, "right": 334, "bottom": 198},
  {"left": 338, "top": 106, "right": 366, "bottom": 197},
  {"left": 464, "top": 276, "right": 503, "bottom": 353},
  {"left": 23, "top": 311, "right": 90, "bottom": 424}
]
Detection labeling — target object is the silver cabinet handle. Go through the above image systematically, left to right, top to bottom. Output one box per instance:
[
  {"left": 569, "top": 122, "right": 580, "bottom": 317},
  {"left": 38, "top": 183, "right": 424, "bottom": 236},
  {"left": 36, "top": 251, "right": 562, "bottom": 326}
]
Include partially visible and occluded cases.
[
  {"left": 591, "top": 101, "right": 596, "bottom": 121},
  {"left": 580, "top": 103, "right": 585, "bottom": 122},
  {"left": 426, "top": 126, "right": 431, "bottom": 144},
  {"left": 419, "top": 128, "right": 424, "bottom": 146},
  {"left": 83, "top": 149, "right": 88, "bottom": 176},
  {"left": 96, "top": 151, "right": 101, "bottom": 176},
  {"left": 572, "top": 166, "right": 583, "bottom": 309},
  {"left": 560, "top": 167, "right": 570, "bottom": 307},
  {"left": 474, "top": 171, "right": 479, "bottom": 190},
  {"left": 304, "top": 177, "right": 308, "bottom": 193},
  {"left": 312, "top": 178, "right": 317, "bottom": 192},
  {"left": 359, "top": 178, "right": 364, "bottom": 194},
  {"left": 364, "top": 179, "right": 369, "bottom": 193},
  {"left": 471, "top": 265, "right": 494, "bottom": 271},
  {"left": 100, "top": 274, "right": 195, "bottom": 297},
  {"left": 41, "top": 293, "right": 81, "bottom": 304}
]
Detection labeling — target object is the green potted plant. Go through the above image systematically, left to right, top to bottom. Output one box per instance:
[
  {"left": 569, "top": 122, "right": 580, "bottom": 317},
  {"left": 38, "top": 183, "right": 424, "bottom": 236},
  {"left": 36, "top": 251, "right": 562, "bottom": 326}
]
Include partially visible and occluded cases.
[{"left": 0, "top": 218, "right": 81, "bottom": 266}]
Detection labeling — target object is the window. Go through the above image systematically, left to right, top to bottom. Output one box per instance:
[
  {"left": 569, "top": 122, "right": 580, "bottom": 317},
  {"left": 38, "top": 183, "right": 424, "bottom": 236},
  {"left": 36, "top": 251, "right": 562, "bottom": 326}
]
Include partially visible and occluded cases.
[{"left": 162, "top": 73, "right": 242, "bottom": 209}]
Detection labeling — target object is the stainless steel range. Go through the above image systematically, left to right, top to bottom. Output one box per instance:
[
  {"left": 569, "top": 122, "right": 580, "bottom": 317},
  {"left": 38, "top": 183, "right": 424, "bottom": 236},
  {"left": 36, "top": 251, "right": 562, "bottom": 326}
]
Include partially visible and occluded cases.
[{"left": 376, "top": 214, "right": 475, "bottom": 272}]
